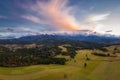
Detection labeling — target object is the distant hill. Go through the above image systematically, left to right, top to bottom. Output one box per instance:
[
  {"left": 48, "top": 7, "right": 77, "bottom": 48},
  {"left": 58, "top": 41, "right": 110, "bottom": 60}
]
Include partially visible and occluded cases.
[{"left": 0, "top": 34, "right": 120, "bottom": 46}]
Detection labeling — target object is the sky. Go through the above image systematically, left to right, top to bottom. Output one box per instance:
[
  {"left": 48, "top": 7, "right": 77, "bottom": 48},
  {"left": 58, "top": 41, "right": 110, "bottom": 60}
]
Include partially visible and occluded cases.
[{"left": 0, "top": 0, "right": 120, "bottom": 38}]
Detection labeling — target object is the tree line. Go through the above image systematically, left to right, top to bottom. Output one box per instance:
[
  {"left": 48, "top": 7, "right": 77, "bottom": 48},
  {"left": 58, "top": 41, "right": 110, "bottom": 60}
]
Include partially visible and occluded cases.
[{"left": 0, "top": 45, "right": 76, "bottom": 67}]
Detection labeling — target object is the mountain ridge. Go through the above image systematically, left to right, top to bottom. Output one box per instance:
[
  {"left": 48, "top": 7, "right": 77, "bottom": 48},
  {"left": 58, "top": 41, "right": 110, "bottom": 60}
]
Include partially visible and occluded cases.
[{"left": 0, "top": 33, "right": 120, "bottom": 45}]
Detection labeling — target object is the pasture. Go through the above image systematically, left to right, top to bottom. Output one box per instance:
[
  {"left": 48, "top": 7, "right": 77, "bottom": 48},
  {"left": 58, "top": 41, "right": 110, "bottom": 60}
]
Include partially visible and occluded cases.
[{"left": 0, "top": 46, "right": 120, "bottom": 80}]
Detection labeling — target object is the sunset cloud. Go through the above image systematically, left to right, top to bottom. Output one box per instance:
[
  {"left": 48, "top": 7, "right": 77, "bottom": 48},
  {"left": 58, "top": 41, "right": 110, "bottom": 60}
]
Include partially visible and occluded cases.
[
  {"left": 1, "top": 0, "right": 120, "bottom": 38},
  {"left": 22, "top": 0, "right": 80, "bottom": 31}
]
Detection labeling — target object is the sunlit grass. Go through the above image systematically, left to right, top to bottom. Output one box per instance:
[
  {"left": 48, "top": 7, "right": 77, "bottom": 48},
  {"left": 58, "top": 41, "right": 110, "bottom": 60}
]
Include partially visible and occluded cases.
[{"left": 0, "top": 45, "right": 120, "bottom": 80}]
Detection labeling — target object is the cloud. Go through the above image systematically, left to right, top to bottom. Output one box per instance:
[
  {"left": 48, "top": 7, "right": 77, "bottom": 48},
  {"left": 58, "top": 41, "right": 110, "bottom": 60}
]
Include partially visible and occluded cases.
[
  {"left": 21, "top": 0, "right": 80, "bottom": 31},
  {"left": 82, "top": 13, "right": 113, "bottom": 35},
  {"left": 87, "top": 13, "right": 110, "bottom": 22},
  {"left": 0, "top": 15, "right": 7, "bottom": 19},
  {"left": 21, "top": 15, "right": 41, "bottom": 23},
  {"left": 6, "top": 27, "right": 36, "bottom": 32},
  {"left": 6, "top": 28, "right": 14, "bottom": 32},
  {"left": 106, "top": 30, "right": 112, "bottom": 32}
]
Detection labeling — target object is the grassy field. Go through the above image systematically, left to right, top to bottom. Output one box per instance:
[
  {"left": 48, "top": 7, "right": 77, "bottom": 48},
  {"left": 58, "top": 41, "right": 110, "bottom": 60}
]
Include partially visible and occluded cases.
[{"left": 0, "top": 46, "right": 120, "bottom": 80}]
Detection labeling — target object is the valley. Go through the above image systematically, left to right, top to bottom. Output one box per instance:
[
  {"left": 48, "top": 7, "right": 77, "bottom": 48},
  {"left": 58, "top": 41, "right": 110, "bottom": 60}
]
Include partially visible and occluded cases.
[{"left": 0, "top": 45, "right": 120, "bottom": 80}]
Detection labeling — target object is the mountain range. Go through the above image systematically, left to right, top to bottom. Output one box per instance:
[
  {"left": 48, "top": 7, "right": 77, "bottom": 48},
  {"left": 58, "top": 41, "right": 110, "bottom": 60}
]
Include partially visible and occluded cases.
[{"left": 0, "top": 30, "right": 120, "bottom": 45}]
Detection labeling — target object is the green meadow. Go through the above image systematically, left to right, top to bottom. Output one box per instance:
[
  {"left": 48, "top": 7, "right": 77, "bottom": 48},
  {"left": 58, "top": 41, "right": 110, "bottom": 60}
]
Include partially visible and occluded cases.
[{"left": 0, "top": 46, "right": 120, "bottom": 80}]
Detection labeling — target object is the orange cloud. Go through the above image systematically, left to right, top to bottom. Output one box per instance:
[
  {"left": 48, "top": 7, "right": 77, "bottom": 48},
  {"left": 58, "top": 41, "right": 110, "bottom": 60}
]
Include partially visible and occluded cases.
[{"left": 22, "top": 0, "right": 80, "bottom": 31}]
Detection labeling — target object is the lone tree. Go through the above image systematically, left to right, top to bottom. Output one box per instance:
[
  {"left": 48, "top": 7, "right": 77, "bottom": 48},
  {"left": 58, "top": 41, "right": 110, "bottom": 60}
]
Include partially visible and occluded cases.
[
  {"left": 113, "top": 47, "right": 118, "bottom": 54},
  {"left": 85, "top": 54, "right": 90, "bottom": 61},
  {"left": 84, "top": 62, "right": 87, "bottom": 68},
  {"left": 63, "top": 74, "right": 68, "bottom": 79}
]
